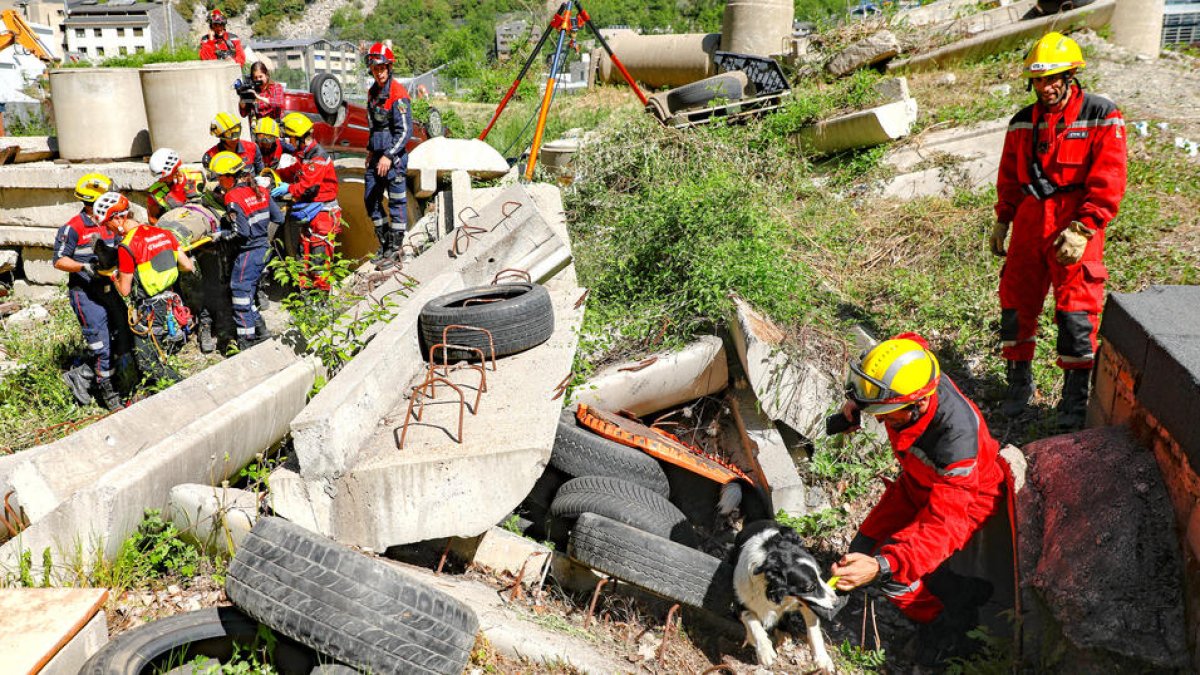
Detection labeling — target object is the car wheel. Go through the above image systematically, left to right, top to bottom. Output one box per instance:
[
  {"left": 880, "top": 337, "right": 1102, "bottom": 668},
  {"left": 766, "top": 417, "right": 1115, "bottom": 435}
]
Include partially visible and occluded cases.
[
  {"left": 310, "top": 74, "right": 343, "bottom": 118},
  {"left": 426, "top": 107, "right": 445, "bottom": 137},
  {"left": 418, "top": 282, "right": 555, "bottom": 360},
  {"left": 551, "top": 409, "right": 671, "bottom": 497},
  {"left": 550, "top": 475, "right": 698, "bottom": 545},
  {"left": 226, "top": 517, "right": 479, "bottom": 675}
]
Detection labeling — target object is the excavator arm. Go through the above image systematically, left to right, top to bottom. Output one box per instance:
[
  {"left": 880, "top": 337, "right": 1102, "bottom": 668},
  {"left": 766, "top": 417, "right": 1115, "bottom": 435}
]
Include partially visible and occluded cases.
[{"left": 1, "top": 9, "right": 59, "bottom": 64}]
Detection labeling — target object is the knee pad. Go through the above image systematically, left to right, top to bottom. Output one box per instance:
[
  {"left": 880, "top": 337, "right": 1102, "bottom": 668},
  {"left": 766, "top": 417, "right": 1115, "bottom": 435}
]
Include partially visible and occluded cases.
[{"left": 1055, "top": 310, "right": 1095, "bottom": 358}]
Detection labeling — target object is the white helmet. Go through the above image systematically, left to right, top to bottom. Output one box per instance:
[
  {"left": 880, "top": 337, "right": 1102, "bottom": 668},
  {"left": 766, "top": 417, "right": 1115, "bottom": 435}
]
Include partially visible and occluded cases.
[
  {"left": 149, "top": 148, "right": 181, "bottom": 179},
  {"left": 94, "top": 191, "right": 131, "bottom": 225}
]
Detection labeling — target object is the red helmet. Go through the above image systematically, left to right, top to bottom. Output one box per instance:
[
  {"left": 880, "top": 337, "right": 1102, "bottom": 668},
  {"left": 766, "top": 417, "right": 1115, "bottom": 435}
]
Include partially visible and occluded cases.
[
  {"left": 208, "top": 8, "right": 227, "bottom": 25},
  {"left": 365, "top": 42, "right": 394, "bottom": 67}
]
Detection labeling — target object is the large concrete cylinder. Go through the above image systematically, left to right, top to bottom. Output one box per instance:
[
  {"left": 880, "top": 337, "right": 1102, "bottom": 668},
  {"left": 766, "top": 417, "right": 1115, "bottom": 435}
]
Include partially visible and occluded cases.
[
  {"left": 721, "top": 0, "right": 795, "bottom": 57},
  {"left": 1111, "top": 0, "right": 1164, "bottom": 58},
  {"left": 595, "top": 33, "right": 719, "bottom": 89},
  {"left": 140, "top": 61, "right": 242, "bottom": 163},
  {"left": 49, "top": 68, "right": 150, "bottom": 161}
]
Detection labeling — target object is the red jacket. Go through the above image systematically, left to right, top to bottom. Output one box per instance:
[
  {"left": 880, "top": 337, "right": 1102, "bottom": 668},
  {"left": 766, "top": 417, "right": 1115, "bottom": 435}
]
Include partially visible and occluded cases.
[
  {"left": 199, "top": 32, "right": 246, "bottom": 66},
  {"left": 239, "top": 81, "right": 285, "bottom": 121},
  {"left": 994, "top": 84, "right": 1127, "bottom": 234},
  {"left": 204, "top": 140, "right": 263, "bottom": 176},
  {"left": 282, "top": 140, "right": 339, "bottom": 204},
  {"left": 858, "top": 373, "right": 1005, "bottom": 584}
]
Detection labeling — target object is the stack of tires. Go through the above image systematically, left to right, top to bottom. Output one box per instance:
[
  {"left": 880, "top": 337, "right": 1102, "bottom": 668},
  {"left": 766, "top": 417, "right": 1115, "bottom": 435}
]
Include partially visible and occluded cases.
[
  {"left": 520, "top": 409, "right": 739, "bottom": 619},
  {"left": 81, "top": 518, "right": 479, "bottom": 674}
]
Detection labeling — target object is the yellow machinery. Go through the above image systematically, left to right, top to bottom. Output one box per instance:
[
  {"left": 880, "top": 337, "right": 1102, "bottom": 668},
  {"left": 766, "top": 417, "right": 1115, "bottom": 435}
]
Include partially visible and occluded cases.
[{"left": 1, "top": 9, "right": 59, "bottom": 136}]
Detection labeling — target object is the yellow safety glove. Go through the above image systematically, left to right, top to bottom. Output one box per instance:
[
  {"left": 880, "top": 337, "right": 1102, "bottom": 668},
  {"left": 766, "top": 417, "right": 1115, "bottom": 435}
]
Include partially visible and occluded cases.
[
  {"left": 989, "top": 221, "right": 1010, "bottom": 257},
  {"left": 1054, "top": 221, "right": 1093, "bottom": 265}
]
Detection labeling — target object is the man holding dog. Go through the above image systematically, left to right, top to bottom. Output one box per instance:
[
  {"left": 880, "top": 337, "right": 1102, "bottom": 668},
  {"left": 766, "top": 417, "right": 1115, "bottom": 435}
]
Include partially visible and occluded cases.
[{"left": 830, "top": 333, "right": 1006, "bottom": 667}]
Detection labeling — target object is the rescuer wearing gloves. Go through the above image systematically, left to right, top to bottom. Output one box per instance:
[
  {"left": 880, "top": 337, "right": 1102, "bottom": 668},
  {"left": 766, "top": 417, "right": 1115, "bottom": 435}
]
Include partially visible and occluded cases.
[
  {"left": 990, "top": 32, "right": 1127, "bottom": 428},
  {"left": 274, "top": 112, "right": 341, "bottom": 291},
  {"left": 829, "top": 334, "right": 1006, "bottom": 667}
]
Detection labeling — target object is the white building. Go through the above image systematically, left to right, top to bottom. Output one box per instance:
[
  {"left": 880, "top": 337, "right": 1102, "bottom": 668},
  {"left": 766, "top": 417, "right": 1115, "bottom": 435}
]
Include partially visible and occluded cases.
[
  {"left": 62, "top": 0, "right": 188, "bottom": 61},
  {"left": 0, "top": 16, "right": 57, "bottom": 123}
]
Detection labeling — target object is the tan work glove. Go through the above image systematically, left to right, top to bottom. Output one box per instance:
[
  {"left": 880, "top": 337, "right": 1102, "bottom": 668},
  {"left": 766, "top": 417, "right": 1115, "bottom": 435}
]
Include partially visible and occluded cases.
[
  {"left": 1054, "top": 221, "right": 1094, "bottom": 265},
  {"left": 989, "top": 222, "right": 1010, "bottom": 257}
]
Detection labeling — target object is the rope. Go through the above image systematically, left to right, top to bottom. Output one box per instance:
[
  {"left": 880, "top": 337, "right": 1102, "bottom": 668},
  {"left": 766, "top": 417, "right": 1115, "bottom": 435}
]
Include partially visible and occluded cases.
[{"left": 500, "top": 104, "right": 542, "bottom": 163}]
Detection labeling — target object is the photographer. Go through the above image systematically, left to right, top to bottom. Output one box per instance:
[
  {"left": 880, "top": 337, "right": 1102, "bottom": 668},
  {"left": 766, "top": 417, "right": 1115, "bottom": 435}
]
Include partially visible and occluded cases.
[
  {"left": 990, "top": 32, "right": 1126, "bottom": 428},
  {"left": 238, "top": 62, "right": 285, "bottom": 124}
]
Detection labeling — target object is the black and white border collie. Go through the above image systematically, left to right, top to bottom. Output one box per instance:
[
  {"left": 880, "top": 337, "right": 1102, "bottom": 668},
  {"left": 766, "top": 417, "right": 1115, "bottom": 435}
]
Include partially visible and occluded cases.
[{"left": 732, "top": 519, "right": 847, "bottom": 672}]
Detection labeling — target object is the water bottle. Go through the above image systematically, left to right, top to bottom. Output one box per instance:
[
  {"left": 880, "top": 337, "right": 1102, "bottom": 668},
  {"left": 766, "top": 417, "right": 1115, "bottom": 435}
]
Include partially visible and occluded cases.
[{"left": 166, "top": 310, "right": 178, "bottom": 337}]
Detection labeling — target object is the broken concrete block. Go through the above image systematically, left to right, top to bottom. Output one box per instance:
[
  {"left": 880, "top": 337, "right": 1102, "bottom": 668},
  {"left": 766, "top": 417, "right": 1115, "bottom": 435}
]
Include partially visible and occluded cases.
[
  {"left": 825, "top": 31, "right": 899, "bottom": 77},
  {"left": 873, "top": 76, "right": 910, "bottom": 103},
  {"left": 794, "top": 98, "right": 918, "bottom": 155},
  {"left": 408, "top": 137, "right": 508, "bottom": 199},
  {"left": 20, "top": 247, "right": 65, "bottom": 286},
  {"left": 0, "top": 249, "right": 18, "bottom": 274},
  {"left": 728, "top": 296, "right": 840, "bottom": 440},
  {"left": 5, "top": 304, "right": 50, "bottom": 328},
  {"left": 573, "top": 335, "right": 729, "bottom": 417},
  {"left": 726, "top": 379, "right": 809, "bottom": 517},
  {"left": 1016, "top": 427, "right": 1187, "bottom": 669},
  {"left": 168, "top": 483, "right": 258, "bottom": 555},
  {"left": 450, "top": 526, "right": 552, "bottom": 585},
  {"left": 0, "top": 588, "right": 108, "bottom": 673}
]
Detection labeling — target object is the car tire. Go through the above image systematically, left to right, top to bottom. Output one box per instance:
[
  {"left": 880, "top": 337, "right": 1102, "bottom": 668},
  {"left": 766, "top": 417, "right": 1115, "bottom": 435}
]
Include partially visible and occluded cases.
[
  {"left": 666, "top": 73, "right": 747, "bottom": 113},
  {"left": 310, "top": 74, "right": 343, "bottom": 118},
  {"left": 426, "top": 107, "right": 445, "bottom": 137},
  {"left": 418, "top": 283, "right": 554, "bottom": 360},
  {"left": 551, "top": 409, "right": 670, "bottom": 497},
  {"left": 550, "top": 475, "right": 697, "bottom": 545},
  {"left": 569, "top": 512, "right": 737, "bottom": 617},
  {"left": 226, "top": 517, "right": 478, "bottom": 675},
  {"left": 79, "top": 607, "right": 345, "bottom": 674}
]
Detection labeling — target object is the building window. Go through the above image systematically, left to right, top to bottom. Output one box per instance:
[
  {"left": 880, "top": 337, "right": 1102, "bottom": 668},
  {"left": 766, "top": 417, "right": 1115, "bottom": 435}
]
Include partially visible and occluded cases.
[
  {"left": 118, "top": 27, "right": 125, "bottom": 37},
  {"left": 134, "top": 27, "right": 143, "bottom": 37},
  {"left": 75, "top": 28, "right": 85, "bottom": 38},
  {"left": 93, "top": 28, "right": 101, "bottom": 38},
  {"left": 136, "top": 45, "right": 146, "bottom": 53},
  {"left": 80, "top": 46, "right": 88, "bottom": 54},
  {"left": 119, "top": 46, "right": 127, "bottom": 55},
  {"left": 97, "top": 47, "right": 105, "bottom": 56}
]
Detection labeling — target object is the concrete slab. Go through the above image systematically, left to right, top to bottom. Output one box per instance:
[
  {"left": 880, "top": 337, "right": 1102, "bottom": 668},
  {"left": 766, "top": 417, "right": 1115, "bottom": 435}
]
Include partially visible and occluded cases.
[
  {"left": 889, "top": 0, "right": 1115, "bottom": 73},
  {"left": 890, "top": 0, "right": 997, "bottom": 28},
  {"left": 825, "top": 30, "right": 899, "bottom": 77},
  {"left": 794, "top": 98, "right": 919, "bottom": 155},
  {"left": 885, "top": 117, "right": 1008, "bottom": 173},
  {"left": 0, "top": 135, "right": 58, "bottom": 163},
  {"left": 407, "top": 137, "right": 509, "bottom": 199},
  {"left": 882, "top": 156, "right": 999, "bottom": 200},
  {"left": 0, "top": 161, "right": 153, "bottom": 231},
  {"left": 0, "top": 226, "right": 56, "bottom": 248},
  {"left": 20, "top": 246, "right": 66, "bottom": 285},
  {"left": 271, "top": 266, "right": 585, "bottom": 551},
  {"left": 290, "top": 272, "right": 466, "bottom": 478},
  {"left": 728, "top": 296, "right": 840, "bottom": 440},
  {"left": 573, "top": 336, "right": 729, "bottom": 417},
  {"left": 0, "top": 340, "right": 301, "bottom": 522},
  {"left": 0, "top": 358, "right": 315, "bottom": 572},
  {"left": 725, "top": 379, "right": 809, "bottom": 516},
  {"left": 168, "top": 483, "right": 259, "bottom": 556},
  {"left": 450, "top": 526, "right": 553, "bottom": 585},
  {"left": 0, "top": 588, "right": 108, "bottom": 674},
  {"left": 42, "top": 610, "right": 107, "bottom": 675}
]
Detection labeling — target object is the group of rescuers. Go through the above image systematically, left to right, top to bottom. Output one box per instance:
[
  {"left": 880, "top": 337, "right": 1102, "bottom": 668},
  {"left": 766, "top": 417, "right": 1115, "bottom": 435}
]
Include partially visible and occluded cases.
[
  {"left": 57, "top": 29, "right": 1123, "bottom": 666},
  {"left": 53, "top": 35, "right": 412, "bottom": 411}
]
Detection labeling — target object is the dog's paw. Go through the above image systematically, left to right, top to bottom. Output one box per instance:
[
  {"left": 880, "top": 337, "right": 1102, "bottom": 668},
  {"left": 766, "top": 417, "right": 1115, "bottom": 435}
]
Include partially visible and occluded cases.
[
  {"left": 755, "top": 643, "right": 778, "bottom": 667},
  {"left": 812, "top": 654, "right": 836, "bottom": 674}
]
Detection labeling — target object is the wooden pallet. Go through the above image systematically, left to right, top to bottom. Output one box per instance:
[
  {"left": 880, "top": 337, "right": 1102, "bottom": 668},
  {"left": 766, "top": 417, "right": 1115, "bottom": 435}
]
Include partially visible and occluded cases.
[{"left": 648, "top": 91, "right": 792, "bottom": 130}]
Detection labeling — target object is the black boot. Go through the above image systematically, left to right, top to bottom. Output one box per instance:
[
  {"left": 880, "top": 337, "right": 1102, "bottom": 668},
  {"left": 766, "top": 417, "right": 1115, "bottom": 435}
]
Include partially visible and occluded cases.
[
  {"left": 371, "top": 226, "right": 393, "bottom": 268},
  {"left": 254, "top": 316, "right": 271, "bottom": 340},
  {"left": 198, "top": 319, "right": 216, "bottom": 354},
  {"left": 1000, "top": 360, "right": 1035, "bottom": 417},
  {"left": 62, "top": 364, "right": 95, "bottom": 407},
  {"left": 1056, "top": 369, "right": 1091, "bottom": 430},
  {"left": 96, "top": 377, "right": 123, "bottom": 411},
  {"left": 915, "top": 575, "right": 993, "bottom": 667}
]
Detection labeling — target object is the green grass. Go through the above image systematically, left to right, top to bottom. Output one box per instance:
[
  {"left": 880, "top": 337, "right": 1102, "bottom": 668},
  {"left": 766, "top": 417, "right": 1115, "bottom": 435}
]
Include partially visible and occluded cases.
[{"left": 60, "top": 44, "right": 200, "bottom": 68}]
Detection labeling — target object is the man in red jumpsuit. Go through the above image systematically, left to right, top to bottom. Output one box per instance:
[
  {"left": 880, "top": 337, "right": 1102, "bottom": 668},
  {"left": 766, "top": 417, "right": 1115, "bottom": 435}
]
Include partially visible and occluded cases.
[
  {"left": 199, "top": 9, "right": 245, "bottom": 66},
  {"left": 990, "top": 32, "right": 1127, "bottom": 428},
  {"left": 275, "top": 112, "right": 341, "bottom": 291},
  {"left": 830, "top": 334, "right": 1006, "bottom": 666}
]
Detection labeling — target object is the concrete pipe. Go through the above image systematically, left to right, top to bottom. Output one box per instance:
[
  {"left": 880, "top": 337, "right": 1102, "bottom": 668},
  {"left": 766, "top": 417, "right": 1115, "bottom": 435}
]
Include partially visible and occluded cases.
[
  {"left": 722, "top": 0, "right": 795, "bottom": 58},
  {"left": 1111, "top": 0, "right": 1165, "bottom": 58},
  {"left": 595, "top": 33, "right": 720, "bottom": 89},
  {"left": 140, "top": 61, "right": 242, "bottom": 164},
  {"left": 49, "top": 68, "right": 150, "bottom": 161}
]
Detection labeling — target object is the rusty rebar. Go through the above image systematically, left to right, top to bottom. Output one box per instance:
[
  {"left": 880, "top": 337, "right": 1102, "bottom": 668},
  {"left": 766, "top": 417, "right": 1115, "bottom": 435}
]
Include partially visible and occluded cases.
[
  {"left": 450, "top": 223, "right": 488, "bottom": 257},
  {"left": 491, "top": 268, "right": 532, "bottom": 285},
  {"left": 573, "top": 288, "right": 590, "bottom": 309},
  {"left": 441, "top": 325, "right": 498, "bottom": 372},
  {"left": 427, "top": 343, "right": 488, "bottom": 406},
  {"left": 618, "top": 356, "right": 658, "bottom": 373},
  {"left": 551, "top": 371, "right": 573, "bottom": 401},
  {"left": 396, "top": 376, "right": 469, "bottom": 449},
  {"left": 435, "top": 539, "right": 453, "bottom": 574},
  {"left": 583, "top": 577, "right": 608, "bottom": 628},
  {"left": 657, "top": 603, "right": 681, "bottom": 667}
]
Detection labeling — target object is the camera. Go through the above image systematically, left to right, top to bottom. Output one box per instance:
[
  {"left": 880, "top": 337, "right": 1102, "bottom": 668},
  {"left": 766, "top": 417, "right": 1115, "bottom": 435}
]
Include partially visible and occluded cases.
[{"left": 233, "top": 78, "right": 258, "bottom": 102}]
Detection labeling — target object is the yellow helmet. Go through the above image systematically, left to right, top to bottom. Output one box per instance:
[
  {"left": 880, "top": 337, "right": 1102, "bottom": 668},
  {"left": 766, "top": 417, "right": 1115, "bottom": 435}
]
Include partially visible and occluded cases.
[
  {"left": 1023, "top": 32, "right": 1085, "bottom": 78},
  {"left": 210, "top": 112, "right": 242, "bottom": 140},
  {"left": 280, "top": 112, "right": 314, "bottom": 139},
  {"left": 254, "top": 117, "right": 281, "bottom": 138},
  {"left": 209, "top": 151, "right": 246, "bottom": 176},
  {"left": 75, "top": 172, "right": 113, "bottom": 203},
  {"left": 846, "top": 334, "right": 941, "bottom": 415}
]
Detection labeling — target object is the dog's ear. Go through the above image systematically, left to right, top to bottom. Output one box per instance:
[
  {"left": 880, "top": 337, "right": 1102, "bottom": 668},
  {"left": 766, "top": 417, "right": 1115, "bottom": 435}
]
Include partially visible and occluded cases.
[{"left": 759, "top": 554, "right": 791, "bottom": 604}]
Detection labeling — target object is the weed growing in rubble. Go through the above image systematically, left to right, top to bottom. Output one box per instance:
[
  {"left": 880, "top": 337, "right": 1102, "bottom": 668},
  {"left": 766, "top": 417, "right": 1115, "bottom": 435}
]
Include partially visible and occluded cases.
[
  {"left": 776, "top": 508, "right": 846, "bottom": 540},
  {"left": 116, "top": 509, "right": 203, "bottom": 580},
  {"left": 838, "top": 642, "right": 887, "bottom": 671}
]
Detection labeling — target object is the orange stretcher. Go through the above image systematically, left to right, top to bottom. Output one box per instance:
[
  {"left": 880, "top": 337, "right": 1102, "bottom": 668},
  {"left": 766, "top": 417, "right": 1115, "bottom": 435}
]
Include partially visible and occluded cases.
[{"left": 575, "top": 404, "right": 754, "bottom": 486}]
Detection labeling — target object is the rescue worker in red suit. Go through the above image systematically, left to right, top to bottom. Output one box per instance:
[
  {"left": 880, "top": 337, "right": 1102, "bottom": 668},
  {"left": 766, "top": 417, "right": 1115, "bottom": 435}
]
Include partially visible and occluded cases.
[
  {"left": 199, "top": 9, "right": 245, "bottom": 66},
  {"left": 991, "top": 32, "right": 1127, "bottom": 428},
  {"left": 363, "top": 42, "right": 413, "bottom": 270},
  {"left": 205, "top": 112, "right": 263, "bottom": 176},
  {"left": 275, "top": 112, "right": 341, "bottom": 291},
  {"left": 253, "top": 117, "right": 285, "bottom": 171},
  {"left": 145, "top": 147, "right": 206, "bottom": 225},
  {"left": 208, "top": 151, "right": 282, "bottom": 351},
  {"left": 53, "top": 173, "right": 130, "bottom": 410},
  {"left": 95, "top": 192, "right": 195, "bottom": 387},
  {"left": 830, "top": 334, "right": 1006, "bottom": 667}
]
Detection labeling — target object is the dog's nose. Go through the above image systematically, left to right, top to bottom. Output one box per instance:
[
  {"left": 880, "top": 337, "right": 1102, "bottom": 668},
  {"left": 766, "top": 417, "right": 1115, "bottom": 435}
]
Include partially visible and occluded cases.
[{"left": 813, "top": 592, "right": 849, "bottom": 622}]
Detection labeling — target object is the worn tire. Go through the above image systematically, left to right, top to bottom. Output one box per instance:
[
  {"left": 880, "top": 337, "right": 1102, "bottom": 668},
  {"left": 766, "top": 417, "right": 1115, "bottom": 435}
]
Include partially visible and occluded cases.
[
  {"left": 666, "top": 73, "right": 747, "bottom": 111},
  {"left": 418, "top": 282, "right": 554, "bottom": 360},
  {"left": 551, "top": 410, "right": 670, "bottom": 497},
  {"left": 550, "top": 475, "right": 696, "bottom": 545},
  {"left": 569, "top": 512, "right": 737, "bottom": 617},
  {"left": 226, "top": 517, "right": 478, "bottom": 675},
  {"left": 79, "top": 607, "right": 344, "bottom": 674}
]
